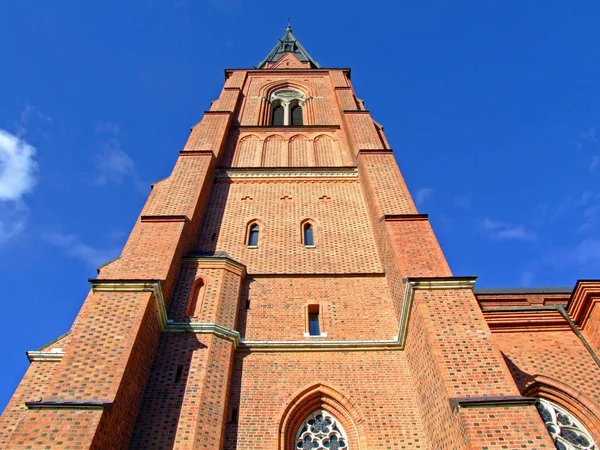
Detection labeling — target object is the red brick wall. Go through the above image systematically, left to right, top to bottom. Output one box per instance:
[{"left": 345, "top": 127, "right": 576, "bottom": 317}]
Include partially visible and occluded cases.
[
  {"left": 196, "top": 179, "right": 382, "bottom": 275},
  {"left": 238, "top": 275, "right": 398, "bottom": 341},
  {"left": 583, "top": 301, "right": 600, "bottom": 354},
  {"left": 493, "top": 330, "right": 600, "bottom": 405},
  {"left": 224, "top": 352, "right": 428, "bottom": 449}
]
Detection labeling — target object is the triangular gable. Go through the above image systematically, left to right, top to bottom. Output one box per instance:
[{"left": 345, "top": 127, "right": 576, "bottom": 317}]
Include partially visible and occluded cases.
[{"left": 269, "top": 52, "right": 311, "bottom": 69}]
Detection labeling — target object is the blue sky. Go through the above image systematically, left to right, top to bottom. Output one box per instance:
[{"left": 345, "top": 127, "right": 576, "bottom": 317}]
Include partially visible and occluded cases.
[{"left": 1, "top": 1, "right": 599, "bottom": 411}]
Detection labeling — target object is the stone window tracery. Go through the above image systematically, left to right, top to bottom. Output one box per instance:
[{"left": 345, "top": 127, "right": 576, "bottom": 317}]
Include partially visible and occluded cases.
[
  {"left": 270, "top": 88, "right": 305, "bottom": 126},
  {"left": 536, "top": 398, "right": 597, "bottom": 450},
  {"left": 295, "top": 409, "right": 348, "bottom": 449}
]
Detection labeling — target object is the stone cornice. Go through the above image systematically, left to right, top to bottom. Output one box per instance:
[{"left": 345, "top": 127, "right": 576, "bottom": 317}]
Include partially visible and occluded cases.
[
  {"left": 234, "top": 125, "right": 341, "bottom": 131},
  {"left": 215, "top": 167, "right": 358, "bottom": 180},
  {"left": 379, "top": 214, "right": 428, "bottom": 223},
  {"left": 140, "top": 215, "right": 189, "bottom": 223},
  {"left": 182, "top": 254, "right": 247, "bottom": 277},
  {"left": 248, "top": 272, "right": 385, "bottom": 278},
  {"left": 397, "top": 277, "right": 477, "bottom": 348},
  {"left": 89, "top": 279, "right": 167, "bottom": 329},
  {"left": 568, "top": 280, "right": 600, "bottom": 328},
  {"left": 482, "top": 308, "right": 570, "bottom": 332},
  {"left": 165, "top": 322, "right": 240, "bottom": 347},
  {"left": 238, "top": 339, "right": 400, "bottom": 353},
  {"left": 26, "top": 350, "right": 65, "bottom": 362},
  {"left": 449, "top": 396, "right": 536, "bottom": 412},
  {"left": 26, "top": 399, "right": 113, "bottom": 410}
]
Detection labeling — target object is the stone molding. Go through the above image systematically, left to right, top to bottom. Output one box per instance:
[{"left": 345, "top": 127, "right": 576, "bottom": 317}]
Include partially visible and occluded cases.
[
  {"left": 215, "top": 167, "right": 358, "bottom": 180},
  {"left": 182, "top": 254, "right": 247, "bottom": 277},
  {"left": 28, "top": 276, "right": 481, "bottom": 360},
  {"left": 398, "top": 277, "right": 478, "bottom": 348},
  {"left": 89, "top": 279, "right": 167, "bottom": 329},
  {"left": 568, "top": 280, "right": 600, "bottom": 328},
  {"left": 165, "top": 321, "right": 241, "bottom": 346},
  {"left": 238, "top": 339, "right": 400, "bottom": 353},
  {"left": 26, "top": 350, "right": 65, "bottom": 362},
  {"left": 449, "top": 396, "right": 536, "bottom": 412},
  {"left": 26, "top": 399, "right": 113, "bottom": 410}
]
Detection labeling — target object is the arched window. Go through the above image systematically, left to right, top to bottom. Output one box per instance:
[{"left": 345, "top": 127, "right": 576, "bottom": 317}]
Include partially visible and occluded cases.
[
  {"left": 269, "top": 88, "right": 306, "bottom": 126},
  {"left": 272, "top": 101, "right": 284, "bottom": 126},
  {"left": 290, "top": 101, "right": 303, "bottom": 126},
  {"left": 303, "top": 222, "right": 314, "bottom": 247},
  {"left": 247, "top": 223, "right": 259, "bottom": 247},
  {"left": 185, "top": 279, "right": 205, "bottom": 318},
  {"left": 536, "top": 398, "right": 598, "bottom": 449},
  {"left": 295, "top": 409, "right": 349, "bottom": 449}
]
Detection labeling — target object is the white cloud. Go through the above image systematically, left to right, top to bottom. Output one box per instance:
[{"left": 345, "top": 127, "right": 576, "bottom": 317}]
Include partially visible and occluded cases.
[
  {"left": 14, "top": 104, "right": 52, "bottom": 138},
  {"left": 95, "top": 122, "right": 120, "bottom": 135},
  {"left": 579, "top": 126, "right": 597, "bottom": 143},
  {"left": 0, "top": 129, "right": 38, "bottom": 244},
  {"left": 0, "top": 130, "right": 38, "bottom": 201},
  {"left": 92, "top": 139, "right": 146, "bottom": 193},
  {"left": 94, "top": 139, "right": 135, "bottom": 185},
  {"left": 591, "top": 154, "right": 600, "bottom": 171},
  {"left": 414, "top": 188, "right": 434, "bottom": 206},
  {"left": 453, "top": 195, "right": 472, "bottom": 210},
  {"left": 0, "top": 201, "right": 27, "bottom": 244},
  {"left": 577, "top": 205, "right": 600, "bottom": 234},
  {"left": 480, "top": 218, "right": 537, "bottom": 241},
  {"left": 43, "top": 231, "right": 120, "bottom": 268},
  {"left": 574, "top": 237, "right": 600, "bottom": 266},
  {"left": 543, "top": 238, "right": 600, "bottom": 272}
]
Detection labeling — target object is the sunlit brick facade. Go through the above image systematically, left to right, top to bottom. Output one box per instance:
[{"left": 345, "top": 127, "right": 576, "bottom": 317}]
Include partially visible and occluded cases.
[{"left": 2, "top": 26, "right": 600, "bottom": 449}]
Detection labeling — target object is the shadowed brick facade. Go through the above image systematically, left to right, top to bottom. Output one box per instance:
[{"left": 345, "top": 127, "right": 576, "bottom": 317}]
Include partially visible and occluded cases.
[{"left": 2, "top": 26, "right": 600, "bottom": 449}]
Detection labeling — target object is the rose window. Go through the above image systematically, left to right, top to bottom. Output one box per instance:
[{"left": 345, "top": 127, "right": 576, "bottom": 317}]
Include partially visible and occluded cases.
[
  {"left": 536, "top": 398, "right": 597, "bottom": 449},
  {"left": 295, "top": 409, "right": 348, "bottom": 449}
]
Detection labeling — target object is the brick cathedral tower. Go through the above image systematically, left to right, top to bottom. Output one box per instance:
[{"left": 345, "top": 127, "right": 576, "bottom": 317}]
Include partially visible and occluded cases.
[{"left": 2, "top": 26, "right": 600, "bottom": 449}]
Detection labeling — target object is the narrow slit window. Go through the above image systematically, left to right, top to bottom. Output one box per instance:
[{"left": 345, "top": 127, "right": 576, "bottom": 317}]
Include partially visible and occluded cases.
[
  {"left": 272, "top": 103, "right": 284, "bottom": 126},
  {"left": 304, "top": 223, "right": 314, "bottom": 247},
  {"left": 248, "top": 224, "right": 259, "bottom": 247},
  {"left": 308, "top": 307, "right": 320, "bottom": 336},
  {"left": 174, "top": 365, "right": 184, "bottom": 383}
]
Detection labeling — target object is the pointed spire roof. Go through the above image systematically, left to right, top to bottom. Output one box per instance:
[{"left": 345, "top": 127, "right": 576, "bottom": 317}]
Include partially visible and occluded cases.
[{"left": 257, "top": 23, "right": 321, "bottom": 69}]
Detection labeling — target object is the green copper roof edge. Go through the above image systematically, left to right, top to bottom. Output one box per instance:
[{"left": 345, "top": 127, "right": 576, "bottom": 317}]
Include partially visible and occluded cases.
[{"left": 257, "top": 29, "right": 321, "bottom": 69}]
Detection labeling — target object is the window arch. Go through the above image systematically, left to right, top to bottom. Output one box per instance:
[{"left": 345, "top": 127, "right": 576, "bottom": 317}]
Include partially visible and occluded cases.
[
  {"left": 270, "top": 88, "right": 305, "bottom": 126},
  {"left": 290, "top": 100, "right": 303, "bottom": 126},
  {"left": 272, "top": 101, "right": 284, "bottom": 126},
  {"left": 301, "top": 220, "right": 316, "bottom": 247},
  {"left": 247, "top": 222, "right": 260, "bottom": 247},
  {"left": 303, "top": 222, "right": 315, "bottom": 247},
  {"left": 185, "top": 278, "right": 205, "bottom": 318},
  {"left": 536, "top": 398, "right": 598, "bottom": 449},
  {"left": 295, "top": 409, "right": 349, "bottom": 449}
]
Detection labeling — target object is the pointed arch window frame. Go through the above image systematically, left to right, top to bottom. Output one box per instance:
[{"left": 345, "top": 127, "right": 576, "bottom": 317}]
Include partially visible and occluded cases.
[
  {"left": 269, "top": 88, "right": 306, "bottom": 126},
  {"left": 301, "top": 219, "right": 316, "bottom": 248},
  {"left": 246, "top": 220, "right": 262, "bottom": 248},
  {"left": 185, "top": 277, "right": 206, "bottom": 319}
]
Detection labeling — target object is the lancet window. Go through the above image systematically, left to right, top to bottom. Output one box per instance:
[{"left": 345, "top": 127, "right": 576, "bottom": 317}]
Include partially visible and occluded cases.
[
  {"left": 270, "top": 88, "right": 305, "bottom": 126},
  {"left": 303, "top": 222, "right": 314, "bottom": 247},
  {"left": 247, "top": 223, "right": 259, "bottom": 247},
  {"left": 536, "top": 398, "right": 597, "bottom": 449},
  {"left": 295, "top": 409, "right": 348, "bottom": 449}
]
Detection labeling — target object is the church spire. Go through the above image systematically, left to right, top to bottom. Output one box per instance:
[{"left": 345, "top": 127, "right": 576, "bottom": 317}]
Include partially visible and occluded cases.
[{"left": 257, "top": 23, "right": 321, "bottom": 69}]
